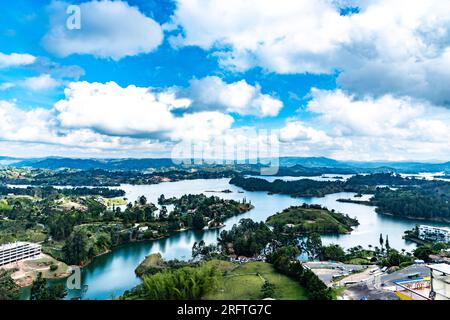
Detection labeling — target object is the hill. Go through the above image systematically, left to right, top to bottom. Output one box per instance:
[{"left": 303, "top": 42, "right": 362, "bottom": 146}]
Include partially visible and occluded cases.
[
  {"left": 13, "top": 157, "right": 176, "bottom": 170},
  {"left": 266, "top": 204, "right": 359, "bottom": 234},
  {"left": 204, "top": 260, "right": 308, "bottom": 300}
]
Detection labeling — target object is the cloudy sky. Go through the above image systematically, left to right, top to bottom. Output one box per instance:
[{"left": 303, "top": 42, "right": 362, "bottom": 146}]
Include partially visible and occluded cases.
[{"left": 1, "top": 0, "right": 450, "bottom": 161}]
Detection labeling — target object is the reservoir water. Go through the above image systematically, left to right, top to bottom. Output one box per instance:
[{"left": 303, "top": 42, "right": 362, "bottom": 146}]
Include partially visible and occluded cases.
[{"left": 49, "top": 177, "right": 449, "bottom": 300}]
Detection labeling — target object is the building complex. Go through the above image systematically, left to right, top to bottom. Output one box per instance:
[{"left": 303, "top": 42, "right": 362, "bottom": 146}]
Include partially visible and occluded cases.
[
  {"left": 418, "top": 225, "right": 450, "bottom": 243},
  {"left": 0, "top": 242, "right": 42, "bottom": 266}
]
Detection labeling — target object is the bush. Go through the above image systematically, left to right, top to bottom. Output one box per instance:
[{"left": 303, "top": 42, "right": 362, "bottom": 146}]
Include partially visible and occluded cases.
[
  {"left": 122, "top": 264, "right": 219, "bottom": 300},
  {"left": 261, "top": 281, "right": 276, "bottom": 299}
]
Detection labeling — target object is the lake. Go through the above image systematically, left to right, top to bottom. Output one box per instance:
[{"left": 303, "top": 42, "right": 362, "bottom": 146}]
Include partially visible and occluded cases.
[{"left": 44, "top": 177, "right": 449, "bottom": 300}]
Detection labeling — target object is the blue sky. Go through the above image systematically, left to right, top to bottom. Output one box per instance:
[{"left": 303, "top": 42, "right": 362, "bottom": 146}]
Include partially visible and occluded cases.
[{"left": 1, "top": 0, "right": 450, "bottom": 161}]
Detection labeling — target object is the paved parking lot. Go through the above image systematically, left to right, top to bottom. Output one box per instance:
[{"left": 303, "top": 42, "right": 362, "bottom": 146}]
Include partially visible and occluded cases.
[
  {"left": 304, "top": 261, "right": 369, "bottom": 285},
  {"left": 379, "top": 264, "right": 430, "bottom": 287}
]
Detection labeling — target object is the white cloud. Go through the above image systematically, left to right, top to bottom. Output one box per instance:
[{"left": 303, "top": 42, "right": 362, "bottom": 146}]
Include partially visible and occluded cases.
[
  {"left": 43, "top": 0, "right": 164, "bottom": 60},
  {"left": 170, "top": 0, "right": 450, "bottom": 105},
  {"left": 170, "top": 0, "right": 349, "bottom": 73},
  {"left": 0, "top": 52, "right": 36, "bottom": 68},
  {"left": 22, "top": 74, "right": 60, "bottom": 91},
  {"left": 180, "top": 76, "right": 283, "bottom": 117},
  {"left": 0, "top": 79, "right": 236, "bottom": 155},
  {"left": 54, "top": 81, "right": 233, "bottom": 141},
  {"left": 0, "top": 83, "right": 14, "bottom": 90},
  {"left": 276, "top": 89, "right": 450, "bottom": 160},
  {"left": 306, "top": 89, "right": 450, "bottom": 142},
  {"left": 0, "top": 99, "right": 177, "bottom": 153},
  {"left": 0, "top": 101, "right": 55, "bottom": 143},
  {"left": 279, "top": 121, "right": 330, "bottom": 143}
]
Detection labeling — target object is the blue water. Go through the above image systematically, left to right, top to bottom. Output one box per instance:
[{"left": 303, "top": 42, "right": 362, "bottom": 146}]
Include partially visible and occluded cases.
[{"left": 40, "top": 178, "right": 449, "bottom": 300}]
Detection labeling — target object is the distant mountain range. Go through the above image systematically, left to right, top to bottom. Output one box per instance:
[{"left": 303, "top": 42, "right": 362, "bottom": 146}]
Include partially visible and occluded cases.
[
  {"left": 0, "top": 156, "right": 23, "bottom": 166},
  {"left": 1, "top": 156, "right": 450, "bottom": 173},
  {"left": 9, "top": 157, "right": 175, "bottom": 170},
  {"left": 280, "top": 157, "right": 450, "bottom": 173}
]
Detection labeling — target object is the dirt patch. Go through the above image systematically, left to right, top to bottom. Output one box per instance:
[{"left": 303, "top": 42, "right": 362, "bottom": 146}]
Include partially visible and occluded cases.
[{"left": 3, "top": 253, "right": 71, "bottom": 287}]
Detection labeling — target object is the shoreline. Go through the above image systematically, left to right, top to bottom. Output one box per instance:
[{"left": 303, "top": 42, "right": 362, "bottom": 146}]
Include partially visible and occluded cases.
[
  {"left": 336, "top": 198, "right": 450, "bottom": 224},
  {"left": 61, "top": 206, "right": 254, "bottom": 270},
  {"left": 377, "top": 211, "right": 450, "bottom": 224}
]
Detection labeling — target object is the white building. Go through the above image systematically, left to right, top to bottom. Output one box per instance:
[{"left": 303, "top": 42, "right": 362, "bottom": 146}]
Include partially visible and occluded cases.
[
  {"left": 418, "top": 225, "right": 450, "bottom": 243},
  {"left": 0, "top": 242, "right": 42, "bottom": 266},
  {"left": 428, "top": 264, "right": 450, "bottom": 300}
]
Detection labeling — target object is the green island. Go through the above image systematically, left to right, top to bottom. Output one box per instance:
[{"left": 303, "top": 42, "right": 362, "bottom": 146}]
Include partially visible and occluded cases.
[{"left": 266, "top": 204, "right": 359, "bottom": 234}]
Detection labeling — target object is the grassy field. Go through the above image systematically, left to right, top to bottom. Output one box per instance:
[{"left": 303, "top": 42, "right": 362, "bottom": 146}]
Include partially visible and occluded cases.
[
  {"left": 104, "top": 197, "right": 128, "bottom": 207},
  {"left": 0, "top": 199, "right": 9, "bottom": 210},
  {"left": 204, "top": 260, "right": 308, "bottom": 300}
]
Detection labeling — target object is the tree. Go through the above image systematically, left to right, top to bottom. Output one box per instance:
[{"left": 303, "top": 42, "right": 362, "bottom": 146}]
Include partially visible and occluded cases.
[
  {"left": 158, "top": 194, "right": 166, "bottom": 205},
  {"left": 138, "top": 195, "right": 147, "bottom": 206},
  {"left": 159, "top": 206, "right": 168, "bottom": 220},
  {"left": 168, "top": 212, "right": 181, "bottom": 231},
  {"left": 192, "top": 212, "right": 206, "bottom": 230},
  {"left": 218, "top": 219, "right": 273, "bottom": 257},
  {"left": 63, "top": 229, "right": 90, "bottom": 265},
  {"left": 305, "top": 233, "right": 322, "bottom": 260},
  {"left": 379, "top": 233, "right": 384, "bottom": 248},
  {"left": 385, "top": 235, "right": 390, "bottom": 251},
  {"left": 192, "top": 241, "right": 220, "bottom": 260},
  {"left": 321, "top": 244, "right": 345, "bottom": 262},
  {"left": 267, "top": 246, "right": 332, "bottom": 300},
  {"left": 413, "top": 246, "right": 433, "bottom": 262},
  {"left": 122, "top": 264, "right": 219, "bottom": 300},
  {"left": 0, "top": 269, "right": 20, "bottom": 300},
  {"left": 30, "top": 273, "right": 67, "bottom": 300},
  {"left": 261, "top": 281, "right": 275, "bottom": 299}
]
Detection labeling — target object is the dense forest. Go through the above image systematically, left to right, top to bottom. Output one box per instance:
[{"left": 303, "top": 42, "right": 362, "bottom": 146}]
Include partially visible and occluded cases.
[
  {"left": 1, "top": 168, "right": 238, "bottom": 186},
  {"left": 230, "top": 173, "right": 434, "bottom": 198},
  {"left": 229, "top": 176, "right": 346, "bottom": 197},
  {"left": 371, "top": 183, "right": 450, "bottom": 221},
  {"left": 0, "top": 185, "right": 125, "bottom": 198},
  {"left": 0, "top": 188, "right": 253, "bottom": 266},
  {"left": 218, "top": 219, "right": 274, "bottom": 257}
]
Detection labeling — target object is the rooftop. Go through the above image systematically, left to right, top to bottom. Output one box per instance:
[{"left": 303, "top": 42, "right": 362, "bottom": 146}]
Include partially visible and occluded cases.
[
  {"left": 0, "top": 241, "right": 41, "bottom": 251},
  {"left": 427, "top": 263, "right": 450, "bottom": 275}
]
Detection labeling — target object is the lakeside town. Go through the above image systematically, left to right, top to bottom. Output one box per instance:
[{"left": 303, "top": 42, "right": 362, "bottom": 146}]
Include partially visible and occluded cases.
[{"left": 1, "top": 162, "right": 450, "bottom": 300}]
